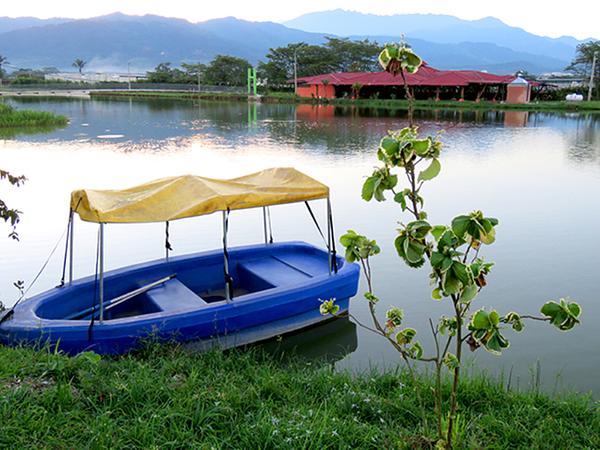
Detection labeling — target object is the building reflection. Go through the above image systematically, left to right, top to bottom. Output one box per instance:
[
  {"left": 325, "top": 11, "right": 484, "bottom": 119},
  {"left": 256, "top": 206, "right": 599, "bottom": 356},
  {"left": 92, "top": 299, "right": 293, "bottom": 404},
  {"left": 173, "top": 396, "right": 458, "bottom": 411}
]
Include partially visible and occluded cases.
[{"left": 504, "top": 110, "right": 529, "bottom": 127}]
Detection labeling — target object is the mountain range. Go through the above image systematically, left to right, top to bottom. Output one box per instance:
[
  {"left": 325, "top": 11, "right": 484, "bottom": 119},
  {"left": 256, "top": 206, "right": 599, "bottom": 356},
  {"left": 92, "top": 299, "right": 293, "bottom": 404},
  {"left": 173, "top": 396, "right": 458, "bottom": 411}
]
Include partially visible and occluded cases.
[{"left": 0, "top": 11, "right": 592, "bottom": 75}]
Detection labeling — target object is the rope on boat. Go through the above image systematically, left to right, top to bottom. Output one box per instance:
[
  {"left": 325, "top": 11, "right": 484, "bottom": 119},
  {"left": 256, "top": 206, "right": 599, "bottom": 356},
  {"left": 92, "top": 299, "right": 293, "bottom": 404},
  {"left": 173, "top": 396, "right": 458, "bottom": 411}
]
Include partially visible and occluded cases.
[
  {"left": 304, "top": 200, "right": 338, "bottom": 274},
  {"left": 58, "top": 209, "right": 73, "bottom": 287},
  {"left": 0, "top": 221, "right": 70, "bottom": 325}
]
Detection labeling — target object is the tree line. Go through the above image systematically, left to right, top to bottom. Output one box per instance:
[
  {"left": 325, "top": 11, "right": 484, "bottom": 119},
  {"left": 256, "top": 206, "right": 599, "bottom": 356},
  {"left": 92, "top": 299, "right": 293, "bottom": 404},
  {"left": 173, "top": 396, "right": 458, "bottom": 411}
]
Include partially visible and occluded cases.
[
  {"left": 144, "top": 38, "right": 381, "bottom": 88},
  {"left": 1, "top": 39, "right": 598, "bottom": 97}
]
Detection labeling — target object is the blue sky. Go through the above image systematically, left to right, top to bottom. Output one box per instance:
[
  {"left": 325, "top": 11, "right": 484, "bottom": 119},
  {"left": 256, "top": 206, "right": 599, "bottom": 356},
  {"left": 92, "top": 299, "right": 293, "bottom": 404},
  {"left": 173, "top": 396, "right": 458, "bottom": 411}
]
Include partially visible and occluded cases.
[{"left": 2, "top": 0, "right": 598, "bottom": 40}]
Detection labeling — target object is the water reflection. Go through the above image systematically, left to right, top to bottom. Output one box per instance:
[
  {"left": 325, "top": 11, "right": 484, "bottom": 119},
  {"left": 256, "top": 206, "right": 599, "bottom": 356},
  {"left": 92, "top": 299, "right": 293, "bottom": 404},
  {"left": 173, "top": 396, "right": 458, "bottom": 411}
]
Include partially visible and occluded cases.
[
  {"left": 1, "top": 97, "right": 599, "bottom": 395},
  {"left": 5, "top": 97, "right": 599, "bottom": 162},
  {"left": 258, "top": 317, "right": 358, "bottom": 364}
]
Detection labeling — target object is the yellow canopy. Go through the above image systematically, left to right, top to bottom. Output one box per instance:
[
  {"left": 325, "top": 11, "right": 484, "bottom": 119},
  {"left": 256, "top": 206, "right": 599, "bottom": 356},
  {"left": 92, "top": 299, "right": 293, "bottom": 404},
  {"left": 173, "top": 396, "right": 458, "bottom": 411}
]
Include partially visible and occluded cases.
[{"left": 70, "top": 167, "right": 329, "bottom": 223}]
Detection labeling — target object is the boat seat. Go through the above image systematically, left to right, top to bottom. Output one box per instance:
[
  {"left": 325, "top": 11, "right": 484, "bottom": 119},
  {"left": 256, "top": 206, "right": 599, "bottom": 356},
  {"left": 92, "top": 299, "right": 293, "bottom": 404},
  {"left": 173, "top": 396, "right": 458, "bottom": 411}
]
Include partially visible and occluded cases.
[
  {"left": 272, "top": 253, "right": 329, "bottom": 277},
  {"left": 238, "top": 256, "right": 312, "bottom": 287},
  {"left": 146, "top": 278, "right": 208, "bottom": 311}
]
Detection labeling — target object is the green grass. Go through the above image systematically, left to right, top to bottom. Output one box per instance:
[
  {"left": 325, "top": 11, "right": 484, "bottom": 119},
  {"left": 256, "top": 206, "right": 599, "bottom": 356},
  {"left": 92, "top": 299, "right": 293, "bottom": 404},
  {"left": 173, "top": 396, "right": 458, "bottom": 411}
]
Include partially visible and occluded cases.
[
  {"left": 263, "top": 92, "right": 600, "bottom": 112},
  {"left": 0, "top": 103, "right": 68, "bottom": 129},
  {"left": 0, "top": 344, "right": 597, "bottom": 449}
]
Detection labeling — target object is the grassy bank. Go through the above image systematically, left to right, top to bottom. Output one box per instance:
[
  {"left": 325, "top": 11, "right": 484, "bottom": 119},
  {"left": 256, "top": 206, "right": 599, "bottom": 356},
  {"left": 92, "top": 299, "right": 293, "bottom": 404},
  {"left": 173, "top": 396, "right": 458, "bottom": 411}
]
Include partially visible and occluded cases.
[
  {"left": 89, "top": 90, "right": 600, "bottom": 112},
  {"left": 89, "top": 90, "right": 249, "bottom": 102},
  {"left": 263, "top": 92, "right": 600, "bottom": 112},
  {"left": 0, "top": 103, "right": 68, "bottom": 129},
  {"left": 0, "top": 344, "right": 597, "bottom": 449}
]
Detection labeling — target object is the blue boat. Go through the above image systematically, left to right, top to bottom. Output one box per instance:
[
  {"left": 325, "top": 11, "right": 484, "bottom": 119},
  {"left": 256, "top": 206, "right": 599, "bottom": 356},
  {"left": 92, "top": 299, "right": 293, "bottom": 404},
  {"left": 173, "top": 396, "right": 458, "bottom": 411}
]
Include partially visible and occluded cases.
[{"left": 0, "top": 168, "right": 359, "bottom": 354}]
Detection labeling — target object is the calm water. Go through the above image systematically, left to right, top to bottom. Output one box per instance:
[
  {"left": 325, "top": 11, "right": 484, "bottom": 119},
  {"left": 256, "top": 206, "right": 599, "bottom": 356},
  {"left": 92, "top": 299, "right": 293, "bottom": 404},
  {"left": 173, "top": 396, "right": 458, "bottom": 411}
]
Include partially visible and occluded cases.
[{"left": 1, "top": 97, "right": 599, "bottom": 395}]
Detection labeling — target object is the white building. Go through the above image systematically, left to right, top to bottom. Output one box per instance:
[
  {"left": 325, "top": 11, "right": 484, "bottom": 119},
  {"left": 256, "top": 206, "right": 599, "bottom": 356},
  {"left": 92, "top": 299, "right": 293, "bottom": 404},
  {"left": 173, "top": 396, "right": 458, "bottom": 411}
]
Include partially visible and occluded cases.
[{"left": 44, "top": 72, "right": 146, "bottom": 83}]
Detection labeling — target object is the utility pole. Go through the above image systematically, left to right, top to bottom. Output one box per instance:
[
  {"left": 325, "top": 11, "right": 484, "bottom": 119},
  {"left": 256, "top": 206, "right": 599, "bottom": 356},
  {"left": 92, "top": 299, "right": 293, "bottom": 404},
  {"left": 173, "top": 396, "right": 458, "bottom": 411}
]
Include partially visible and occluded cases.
[
  {"left": 293, "top": 49, "right": 298, "bottom": 94},
  {"left": 587, "top": 51, "right": 598, "bottom": 102},
  {"left": 0, "top": 57, "right": 6, "bottom": 88}
]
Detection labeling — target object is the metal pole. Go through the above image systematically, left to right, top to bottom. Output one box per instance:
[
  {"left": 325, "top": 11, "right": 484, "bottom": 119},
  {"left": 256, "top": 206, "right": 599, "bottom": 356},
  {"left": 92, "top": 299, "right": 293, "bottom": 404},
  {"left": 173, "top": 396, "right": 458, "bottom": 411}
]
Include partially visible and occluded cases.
[
  {"left": 294, "top": 50, "right": 298, "bottom": 94},
  {"left": 588, "top": 51, "right": 598, "bottom": 102},
  {"left": 127, "top": 62, "right": 131, "bottom": 91},
  {"left": 247, "top": 67, "right": 251, "bottom": 95},
  {"left": 327, "top": 198, "right": 332, "bottom": 275},
  {"left": 262, "top": 206, "right": 268, "bottom": 244},
  {"left": 68, "top": 211, "right": 74, "bottom": 284},
  {"left": 223, "top": 211, "right": 230, "bottom": 302},
  {"left": 165, "top": 221, "right": 169, "bottom": 261},
  {"left": 99, "top": 223, "right": 105, "bottom": 322}
]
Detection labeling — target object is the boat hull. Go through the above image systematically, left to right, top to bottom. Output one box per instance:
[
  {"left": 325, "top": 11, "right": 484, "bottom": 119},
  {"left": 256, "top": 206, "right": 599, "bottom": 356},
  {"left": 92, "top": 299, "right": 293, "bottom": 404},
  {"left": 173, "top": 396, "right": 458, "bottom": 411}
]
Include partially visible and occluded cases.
[{"left": 0, "top": 242, "right": 359, "bottom": 354}]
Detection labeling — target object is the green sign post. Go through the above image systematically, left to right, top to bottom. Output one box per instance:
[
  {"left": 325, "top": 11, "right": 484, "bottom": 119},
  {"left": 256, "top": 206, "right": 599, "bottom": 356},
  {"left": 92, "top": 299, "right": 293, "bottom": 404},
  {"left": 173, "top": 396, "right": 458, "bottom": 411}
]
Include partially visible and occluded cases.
[{"left": 247, "top": 67, "right": 257, "bottom": 96}]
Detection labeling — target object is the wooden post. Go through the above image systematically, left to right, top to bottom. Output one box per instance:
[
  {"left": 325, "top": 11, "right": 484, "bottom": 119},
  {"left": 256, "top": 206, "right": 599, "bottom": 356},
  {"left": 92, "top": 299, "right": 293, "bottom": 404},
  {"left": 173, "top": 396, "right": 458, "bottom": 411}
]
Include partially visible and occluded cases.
[{"left": 476, "top": 85, "right": 486, "bottom": 102}]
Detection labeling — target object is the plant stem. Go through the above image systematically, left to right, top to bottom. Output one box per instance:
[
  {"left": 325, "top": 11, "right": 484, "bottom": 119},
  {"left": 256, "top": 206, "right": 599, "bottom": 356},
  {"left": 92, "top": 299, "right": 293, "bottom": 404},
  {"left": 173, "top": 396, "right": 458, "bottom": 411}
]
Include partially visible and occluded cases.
[
  {"left": 399, "top": 69, "right": 414, "bottom": 127},
  {"left": 446, "top": 296, "right": 463, "bottom": 448},
  {"left": 429, "top": 319, "right": 444, "bottom": 439}
]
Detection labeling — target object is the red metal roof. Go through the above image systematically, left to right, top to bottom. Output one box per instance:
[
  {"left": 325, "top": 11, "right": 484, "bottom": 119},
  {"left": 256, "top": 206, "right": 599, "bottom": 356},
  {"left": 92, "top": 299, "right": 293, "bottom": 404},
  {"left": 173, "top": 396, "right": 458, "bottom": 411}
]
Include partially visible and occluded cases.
[{"left": 296, "top": 63, "right": 517, "bottom": 87}]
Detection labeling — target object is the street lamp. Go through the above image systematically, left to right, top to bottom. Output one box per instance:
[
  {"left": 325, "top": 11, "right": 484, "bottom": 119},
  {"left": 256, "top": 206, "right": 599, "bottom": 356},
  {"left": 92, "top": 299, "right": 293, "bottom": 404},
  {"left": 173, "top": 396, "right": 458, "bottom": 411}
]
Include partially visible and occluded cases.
[
  {"left": 293, "top": 44, "right": 306, "bottom": 94},
  {"left": 587, "top": 51, "right": 598, "bottom": 102},
  {"left": 127, "top": 62, "right": 131, "bottom": 91}
]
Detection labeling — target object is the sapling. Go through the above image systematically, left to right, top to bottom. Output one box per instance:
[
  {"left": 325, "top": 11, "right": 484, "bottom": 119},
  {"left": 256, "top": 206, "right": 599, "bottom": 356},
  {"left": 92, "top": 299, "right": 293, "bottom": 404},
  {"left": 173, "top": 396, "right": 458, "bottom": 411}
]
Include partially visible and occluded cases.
[{"left": 320, "top": 42, "right": 582, "bottom": 449}]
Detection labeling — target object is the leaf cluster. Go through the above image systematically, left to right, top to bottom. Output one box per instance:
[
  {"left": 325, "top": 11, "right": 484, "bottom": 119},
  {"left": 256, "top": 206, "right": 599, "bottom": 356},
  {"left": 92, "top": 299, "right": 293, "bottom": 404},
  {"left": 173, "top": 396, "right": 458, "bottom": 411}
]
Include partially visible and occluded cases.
[
  {"left": 378, "top": 43, "right": 423, "bottom": 76},
  {"left": 0, "top": 169, "right": 26, "bottom": 240},
  {"left": 340, "top": 230, "right": 380, "bottom": 263}
]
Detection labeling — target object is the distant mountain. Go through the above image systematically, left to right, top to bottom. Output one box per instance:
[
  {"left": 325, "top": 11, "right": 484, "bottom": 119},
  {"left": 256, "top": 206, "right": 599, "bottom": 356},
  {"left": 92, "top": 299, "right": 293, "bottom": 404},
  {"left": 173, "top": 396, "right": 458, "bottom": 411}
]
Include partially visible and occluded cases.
[
  {"left": 284, "top": 10, "right": 588, "bottom": 63},
  {"left": 0, "top": 13, "right": 577, "bottom": 74},
  {"left": 0, "top": 14, "right": 326, "bottom": 72},
  {"left": 0, "top": 16, "right": 71, "bottom": 34},
  {"left": 354, "top": 36, "right": 569, "bottom": 74}
]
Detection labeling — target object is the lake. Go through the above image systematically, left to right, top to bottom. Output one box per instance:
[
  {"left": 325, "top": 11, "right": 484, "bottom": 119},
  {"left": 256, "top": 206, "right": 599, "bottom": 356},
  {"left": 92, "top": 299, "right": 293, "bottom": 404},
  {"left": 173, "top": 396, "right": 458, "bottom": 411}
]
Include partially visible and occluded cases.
[{"left": 1, "top": 97, "right": 599, "bottom": 395}]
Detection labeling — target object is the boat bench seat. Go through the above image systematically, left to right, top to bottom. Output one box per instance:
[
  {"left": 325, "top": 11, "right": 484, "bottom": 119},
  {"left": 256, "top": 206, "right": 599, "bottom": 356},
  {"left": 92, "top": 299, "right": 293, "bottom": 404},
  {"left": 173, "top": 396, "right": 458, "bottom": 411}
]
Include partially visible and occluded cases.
[
  {"left": 238, "top": 256, "right": 312, "bottom": 287},
  {"left": 146, "top": 278, "right": 208, "bottom": 311}
]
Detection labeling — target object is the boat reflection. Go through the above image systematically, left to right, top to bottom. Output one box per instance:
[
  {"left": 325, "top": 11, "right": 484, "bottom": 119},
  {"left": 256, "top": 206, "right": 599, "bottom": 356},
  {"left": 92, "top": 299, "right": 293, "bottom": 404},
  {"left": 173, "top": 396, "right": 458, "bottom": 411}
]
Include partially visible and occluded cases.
[{"left": 257, "top": 316, "right": 358, "bottom": 364}]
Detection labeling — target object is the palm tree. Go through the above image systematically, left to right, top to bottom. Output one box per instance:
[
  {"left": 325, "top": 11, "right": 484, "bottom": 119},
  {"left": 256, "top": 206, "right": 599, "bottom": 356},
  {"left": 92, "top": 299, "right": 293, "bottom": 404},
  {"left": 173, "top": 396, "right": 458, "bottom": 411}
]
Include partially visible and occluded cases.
[{"left": 72, "top": 59, "right": 86, "bottom": 74}]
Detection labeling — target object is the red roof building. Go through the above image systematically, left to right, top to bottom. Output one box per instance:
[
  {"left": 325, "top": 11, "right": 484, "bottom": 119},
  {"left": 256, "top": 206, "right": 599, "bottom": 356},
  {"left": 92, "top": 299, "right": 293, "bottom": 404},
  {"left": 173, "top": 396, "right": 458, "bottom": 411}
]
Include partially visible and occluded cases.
[{"left": 295, "top": 63, "right": 533, "bottom": 103}]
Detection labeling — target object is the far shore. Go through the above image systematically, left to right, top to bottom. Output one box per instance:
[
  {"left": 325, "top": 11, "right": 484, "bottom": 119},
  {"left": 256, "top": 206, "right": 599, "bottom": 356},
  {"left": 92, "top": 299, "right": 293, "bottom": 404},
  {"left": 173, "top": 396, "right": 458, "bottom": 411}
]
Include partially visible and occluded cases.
[
  {"left": 2, "top": 88, "right": 599, "bottom": 112},
  {"left": 89, "top": 90, "right": 600, "bottom": 112}
]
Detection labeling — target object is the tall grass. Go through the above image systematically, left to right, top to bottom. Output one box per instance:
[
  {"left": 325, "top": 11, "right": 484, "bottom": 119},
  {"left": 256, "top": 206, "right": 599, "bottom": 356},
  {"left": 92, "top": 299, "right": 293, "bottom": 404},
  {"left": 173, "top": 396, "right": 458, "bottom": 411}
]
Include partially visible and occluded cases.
[
  {"left": 0, "top": 103, "right": 68, "bottom": 129},
  {"left": 0, "top": 344, "right": 597, "bottom": 449}
]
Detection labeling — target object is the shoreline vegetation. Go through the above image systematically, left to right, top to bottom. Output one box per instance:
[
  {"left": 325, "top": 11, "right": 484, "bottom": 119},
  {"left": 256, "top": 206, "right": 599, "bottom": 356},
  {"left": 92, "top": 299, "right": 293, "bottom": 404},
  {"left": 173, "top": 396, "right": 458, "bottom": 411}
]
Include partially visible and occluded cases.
[
  {"left": 88, "top": 90, "right": 600, "bottom": 112},
  {"left": 0, "top": 103, "right": 68, "bottom": 133},
  {"left": 0, "top": 344, "right": 597, "bottom": 448}
]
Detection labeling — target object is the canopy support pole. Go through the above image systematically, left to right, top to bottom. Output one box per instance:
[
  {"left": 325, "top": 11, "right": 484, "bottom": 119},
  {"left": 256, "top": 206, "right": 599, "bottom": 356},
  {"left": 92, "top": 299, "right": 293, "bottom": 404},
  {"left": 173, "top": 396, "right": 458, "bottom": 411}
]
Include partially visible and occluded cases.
[
  {"left": 327, "top": 197, "right": 338, "bottom": 275},
  {"left": 327, "top": 199, "right": 332, "bottom": 275},
  {"left": 262, "top": 206, "right": 268, "bottom": 244},
  {"left": 223, "top": 209, "right": 233, "bottom": 302},
  {"left": 68, "top": 210, "right": 74, "bottom": 284},
  {"left": 165, "top": 221, "right": 172, "bottom": 261},
  {"left": 99, "top": 223, "right": 105, "bottom": 322}
]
